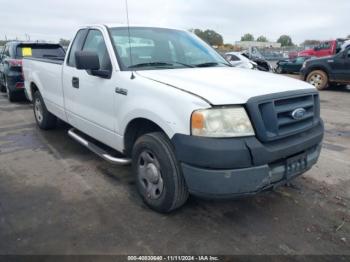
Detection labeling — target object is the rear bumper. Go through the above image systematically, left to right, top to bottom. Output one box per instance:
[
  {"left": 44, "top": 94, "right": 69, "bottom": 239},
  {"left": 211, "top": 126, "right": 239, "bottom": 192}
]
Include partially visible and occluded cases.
[
  {"left": 6, "top": 73, "right": 24, "bottom": 92},
  {"left": 172, "top": 123, "right": 323, "bottom": 198}
]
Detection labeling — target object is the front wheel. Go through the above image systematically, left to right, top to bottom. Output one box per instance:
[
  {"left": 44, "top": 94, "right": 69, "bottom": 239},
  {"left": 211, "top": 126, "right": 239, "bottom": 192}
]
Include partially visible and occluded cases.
[
  {"left": 275, "top": 66, "right": 283, "bottom": 74},
  {"left": 306, "top": 70, "right": 328, "bottom": 90},
  {"left": 33, "top": 91, "right": 57, "bottom": 129},
  {"left": 132, "top": 132, "right": 189, "bottom": 213}
]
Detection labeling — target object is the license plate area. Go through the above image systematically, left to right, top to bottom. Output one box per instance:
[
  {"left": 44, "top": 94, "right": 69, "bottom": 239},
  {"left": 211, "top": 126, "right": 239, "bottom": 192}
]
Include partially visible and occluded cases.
[{"left": 286, "top": 152, "right": 308, "bottom": 178}]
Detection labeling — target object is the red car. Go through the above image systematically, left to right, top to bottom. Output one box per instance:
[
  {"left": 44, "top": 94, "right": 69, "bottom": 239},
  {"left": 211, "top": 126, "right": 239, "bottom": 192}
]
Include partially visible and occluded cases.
[{"left": 297, "top": 39, "right": 345, "bottom": 58}]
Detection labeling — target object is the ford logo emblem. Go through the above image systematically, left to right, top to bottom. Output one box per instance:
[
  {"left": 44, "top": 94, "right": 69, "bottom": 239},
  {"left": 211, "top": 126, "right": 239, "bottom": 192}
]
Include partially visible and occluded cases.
[{"left": 291, "top": 108, "right": 306, "bottom": 120}]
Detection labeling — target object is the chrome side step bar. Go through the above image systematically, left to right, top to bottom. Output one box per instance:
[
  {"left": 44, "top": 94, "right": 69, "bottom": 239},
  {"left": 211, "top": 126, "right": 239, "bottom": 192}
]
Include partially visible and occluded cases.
[{"left": 68, "top": 128, "right": 131, "bottom": 165}]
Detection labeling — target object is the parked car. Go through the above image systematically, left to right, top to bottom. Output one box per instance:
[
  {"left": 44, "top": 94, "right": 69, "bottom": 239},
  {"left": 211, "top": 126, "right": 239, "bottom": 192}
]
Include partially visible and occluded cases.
[
  {"left": 23, "top": 25, "right": 323, "bottom": 213},
  {"left": 298, "top": 39, "right": 346, "bottom": 58},
  {"left": 0, "top": 41, "right": 65, "bottom": 101},
  {"left": 301, "top": 45, "right": 350, "bottom": 90},
  {"left": 241, "top": 48, "right": 272, "bottom": 72},
  {"left": 225, "top": 52, "right": 257, "bottom": 69},
  {"left": 275, "top": 56, "right": 314, "bottom": 74}
]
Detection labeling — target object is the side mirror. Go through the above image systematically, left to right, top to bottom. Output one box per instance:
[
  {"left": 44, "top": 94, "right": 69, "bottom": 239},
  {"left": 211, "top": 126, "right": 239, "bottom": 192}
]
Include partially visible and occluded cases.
[
  {"left": 75, "top": 51, "right": 100, "bottom": 70},
  {"left": 75, "top": 51, "right": 111, "bottom": 79}
]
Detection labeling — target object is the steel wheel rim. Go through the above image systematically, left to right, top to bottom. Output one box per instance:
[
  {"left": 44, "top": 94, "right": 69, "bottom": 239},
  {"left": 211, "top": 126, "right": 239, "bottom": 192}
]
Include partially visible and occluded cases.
[
  {"left": 309, "top": 73, "right": 323, "bottom": 88},
  {"left": 34, "top": 98, "right": 44, "bottom": 123},
  {"left": 138, "top": 150, "right": 164, "bottom": 200}
]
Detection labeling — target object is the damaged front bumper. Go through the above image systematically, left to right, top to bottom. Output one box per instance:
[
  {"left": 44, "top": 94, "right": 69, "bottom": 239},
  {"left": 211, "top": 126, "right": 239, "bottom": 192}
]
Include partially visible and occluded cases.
[{"left": 171, "top": 123, "right": 323, "bottom": 198}]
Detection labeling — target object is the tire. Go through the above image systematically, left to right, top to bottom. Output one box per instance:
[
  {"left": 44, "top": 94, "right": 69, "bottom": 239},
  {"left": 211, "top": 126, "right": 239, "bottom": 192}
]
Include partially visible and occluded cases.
[
  {"left": 275, "top": 66, "right": 283, "bottom": 74},
  {"left": 306, "top": 70, "right": 328, "bottom": 90},
  {"left": 0, "top": 76, "right": 5, "bottom": 93},
  {"left": 4, "top": 77, "right": 19, "bottom": 102},
  {"left": 33, "top": 91, "right": 57, "bottom": 129},
  {"left": 132, "top": 132, "right": 189, "bottom": 213}
]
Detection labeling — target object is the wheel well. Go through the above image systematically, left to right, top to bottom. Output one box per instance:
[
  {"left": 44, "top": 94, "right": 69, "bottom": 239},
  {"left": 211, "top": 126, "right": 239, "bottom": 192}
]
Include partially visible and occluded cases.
[
  {"left": 306, "top": 67, "right": 329, "bottom": 80},
  {"left": 30, "top": 82, "right": 39, "bottom": 97},
  {"left": 124, "top": 118, "right": 164, "bottom": 157}
]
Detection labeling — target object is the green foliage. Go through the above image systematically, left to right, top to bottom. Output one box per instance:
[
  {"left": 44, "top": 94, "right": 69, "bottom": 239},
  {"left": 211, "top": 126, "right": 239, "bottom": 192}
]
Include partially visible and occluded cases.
[
  {"left": 190, "top": 29, "right": 224, "bottom": 46},
  {"left": 240, "top": 33, "right": 255, "bottom": 41},
  {"left": 256, "top": 35, "right": 268, "bottom": 42},
  {"left": 277, "top": 35, "right": 294, "bottom": 47},
  {"left": 59, "top": 38, "right": 70, "bottom": 47},
  {"left": 301, "top": 40, "right": 321, "bottom": 46}
]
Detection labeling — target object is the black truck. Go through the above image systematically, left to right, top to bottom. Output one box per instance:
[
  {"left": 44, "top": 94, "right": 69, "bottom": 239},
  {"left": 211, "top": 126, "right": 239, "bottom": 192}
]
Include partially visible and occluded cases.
[{"left": 301, "top": 45, "right": 350, "bottom": 90}]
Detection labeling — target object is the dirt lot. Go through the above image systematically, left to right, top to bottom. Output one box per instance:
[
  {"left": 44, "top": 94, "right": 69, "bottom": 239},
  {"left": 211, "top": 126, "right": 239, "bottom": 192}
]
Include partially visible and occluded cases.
[{"left": 0, "top": 85, "right": 349, "bottom": 255}]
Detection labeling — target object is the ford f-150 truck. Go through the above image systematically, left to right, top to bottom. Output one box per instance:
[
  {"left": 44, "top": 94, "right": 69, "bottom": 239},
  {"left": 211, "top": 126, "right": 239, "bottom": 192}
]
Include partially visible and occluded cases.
[{"left": 23, "top": 25, "right": 324, "bottom": 213}]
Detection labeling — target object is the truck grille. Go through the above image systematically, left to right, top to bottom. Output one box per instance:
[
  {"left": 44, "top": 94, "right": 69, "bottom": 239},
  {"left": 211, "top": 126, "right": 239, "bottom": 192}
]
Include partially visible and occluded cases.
[{"left": 246, "top": 90, "right": 320, "bottom": 142}]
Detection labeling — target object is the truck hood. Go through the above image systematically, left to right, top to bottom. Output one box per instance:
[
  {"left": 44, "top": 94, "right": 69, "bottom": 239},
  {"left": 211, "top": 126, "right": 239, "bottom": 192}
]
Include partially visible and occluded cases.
[{"left": 137, "top": 67, "right": 315, "bottom": 105}]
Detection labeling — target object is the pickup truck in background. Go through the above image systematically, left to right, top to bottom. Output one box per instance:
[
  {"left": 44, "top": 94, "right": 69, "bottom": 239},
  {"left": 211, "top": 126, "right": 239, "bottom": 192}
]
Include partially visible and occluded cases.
[
  {"left": 23, "top": 25, "right": 324, "bottom": 213},
  {"left": 297, "top": 39, "right": 345, "bottom": 58},
  {"left": 0, "top": 41, "right": 65, "bottom": 102},
  {"left": 301, "top": 45, "right": 350, "bottom": 90}
]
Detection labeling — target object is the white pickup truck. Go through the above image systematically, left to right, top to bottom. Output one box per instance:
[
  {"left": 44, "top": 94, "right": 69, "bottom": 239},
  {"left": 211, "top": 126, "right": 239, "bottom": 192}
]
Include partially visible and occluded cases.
[{"left": 23, "top": 25, "right": 324, "bottom": 213}]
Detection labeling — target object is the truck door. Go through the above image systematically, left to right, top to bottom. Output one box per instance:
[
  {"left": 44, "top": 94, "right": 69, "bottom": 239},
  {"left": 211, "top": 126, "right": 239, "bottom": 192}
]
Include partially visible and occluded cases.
[
  {"left": 62, "top": 28, "right": 118, "bottom": 148},
  {"left": 317, "top": 42, "right": 332, "bottom": 57},
  {"left": 328, "top": 48, "right": 350, "bottom": 83},
  {"left": 341, "top": 48, "right": 350, "bottom": 82}
]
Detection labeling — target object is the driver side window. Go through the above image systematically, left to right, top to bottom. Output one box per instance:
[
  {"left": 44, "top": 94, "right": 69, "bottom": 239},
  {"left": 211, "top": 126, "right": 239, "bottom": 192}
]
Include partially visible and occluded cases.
[{"left": 82, "top": 30, "right": 112, "bottom": 71}]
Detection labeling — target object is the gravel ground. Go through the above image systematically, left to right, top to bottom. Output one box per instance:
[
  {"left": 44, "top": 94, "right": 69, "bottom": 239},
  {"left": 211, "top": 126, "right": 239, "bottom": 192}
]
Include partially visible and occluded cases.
[{"left": 0, "top": 84, "right": 349, "bottom": 255}]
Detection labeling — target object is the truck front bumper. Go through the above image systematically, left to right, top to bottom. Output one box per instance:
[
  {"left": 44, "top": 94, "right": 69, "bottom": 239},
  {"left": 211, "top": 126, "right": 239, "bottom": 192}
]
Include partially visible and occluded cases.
[{"left": 171, "top": 123, "right": 323, "bottom": 198}]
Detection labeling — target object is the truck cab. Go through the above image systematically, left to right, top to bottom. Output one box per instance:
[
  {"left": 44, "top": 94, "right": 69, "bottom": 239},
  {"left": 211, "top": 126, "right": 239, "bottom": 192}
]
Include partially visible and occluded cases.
[
  {"left": 23, "top": 25, "right": 324, "bottom": 213},
  {"left": 298, "top": 40, "right": 344, "bottom": 58}
]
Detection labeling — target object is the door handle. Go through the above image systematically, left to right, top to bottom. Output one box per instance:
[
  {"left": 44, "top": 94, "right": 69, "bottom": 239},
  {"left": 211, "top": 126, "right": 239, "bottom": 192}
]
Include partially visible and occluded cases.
[{"left": 72, "top": 77, "right": 79, "bottom": 88}]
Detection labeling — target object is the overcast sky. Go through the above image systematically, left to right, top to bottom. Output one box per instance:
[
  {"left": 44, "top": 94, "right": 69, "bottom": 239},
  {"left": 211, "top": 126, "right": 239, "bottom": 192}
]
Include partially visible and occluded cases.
[{"left": 0, "top": 0, "right": 348, "bottom": 44}]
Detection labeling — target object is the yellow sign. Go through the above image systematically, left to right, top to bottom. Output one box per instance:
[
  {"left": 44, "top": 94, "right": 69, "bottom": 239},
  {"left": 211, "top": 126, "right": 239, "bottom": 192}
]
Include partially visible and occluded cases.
[{"left": 22, "top": 47, "right": 32, "bottom": 57}]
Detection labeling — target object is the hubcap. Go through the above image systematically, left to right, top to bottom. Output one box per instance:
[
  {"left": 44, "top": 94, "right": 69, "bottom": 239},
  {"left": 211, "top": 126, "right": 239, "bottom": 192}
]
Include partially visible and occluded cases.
[
  {"left": 309, "top": 74, "right": 323, "bottom": 88},
  {"left": 34, "top": 98, "right": 44, "bottom": 123},
  {"left": 138, "top": 150, "right": 164, "bottom": 200}
]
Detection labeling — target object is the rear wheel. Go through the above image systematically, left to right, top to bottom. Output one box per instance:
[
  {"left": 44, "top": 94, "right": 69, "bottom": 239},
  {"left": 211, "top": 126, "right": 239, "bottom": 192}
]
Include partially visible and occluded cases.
[
  {"left": 306, "top": 70, "right": 328, "bottom": 90},
  {"left": 0, "top": 76, "right": 6, "bottom": 93},
  {"left": 4, "top": 77, "right": 18, "bottom": 102},
  {"left": 33, "top": 91, "right": 57, "bottom": 129},
  {"left": 132, "top": 132, "right": 189, "bottom": 213}
]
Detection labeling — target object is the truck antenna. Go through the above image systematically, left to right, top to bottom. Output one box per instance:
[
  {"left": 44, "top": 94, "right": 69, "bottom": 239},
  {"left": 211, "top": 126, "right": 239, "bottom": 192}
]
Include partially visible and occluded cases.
[{"left": 125, "top": 0, "right": 135, "bottom": 79}]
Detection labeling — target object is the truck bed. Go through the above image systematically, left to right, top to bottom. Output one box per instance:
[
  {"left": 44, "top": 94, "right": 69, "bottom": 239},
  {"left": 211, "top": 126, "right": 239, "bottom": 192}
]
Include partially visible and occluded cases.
[{"left": 23, "top": 56, "right": 64, "bottom": 65}]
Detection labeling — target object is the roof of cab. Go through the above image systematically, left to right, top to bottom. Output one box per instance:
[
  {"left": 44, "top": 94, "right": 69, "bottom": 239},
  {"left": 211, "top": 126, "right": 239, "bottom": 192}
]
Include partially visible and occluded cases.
[{"left": 80, "top": 24, "right": 184, "bottom": 31}]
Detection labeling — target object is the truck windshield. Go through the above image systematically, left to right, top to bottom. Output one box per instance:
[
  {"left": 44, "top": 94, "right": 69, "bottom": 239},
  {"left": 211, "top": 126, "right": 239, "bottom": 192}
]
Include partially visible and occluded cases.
[{"left": 109, "top": 27, "right": 230, "bottom": 70}]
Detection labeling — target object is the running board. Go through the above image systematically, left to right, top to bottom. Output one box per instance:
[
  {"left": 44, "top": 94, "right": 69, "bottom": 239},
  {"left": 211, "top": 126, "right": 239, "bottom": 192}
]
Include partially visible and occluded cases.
[{"left": 68, "top": 128, "right": 131, "bottom": 165}]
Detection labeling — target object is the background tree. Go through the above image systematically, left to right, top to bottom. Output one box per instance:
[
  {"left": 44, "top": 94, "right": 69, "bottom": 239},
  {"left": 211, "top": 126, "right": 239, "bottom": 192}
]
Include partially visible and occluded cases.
[
  {"left": 190, "top": 29, "right": 223, "bottom": 46},
  {"left": 240, "top": 33, "right": 254, "bottom": 41},
  {"left": 256, "top": 35, "right": 268, "bottom": 42},
  {"left": 277, "top": 35, "right": 294, "bottom": 47},
  {"left": 347, "top": 35, "right": 350, "bottom": 39},
  {"left": 59, "top": 38, "right": 71, "bottom": 47},
  {"left": 301, "top": 40, "right": 321, "bottom": 47}
]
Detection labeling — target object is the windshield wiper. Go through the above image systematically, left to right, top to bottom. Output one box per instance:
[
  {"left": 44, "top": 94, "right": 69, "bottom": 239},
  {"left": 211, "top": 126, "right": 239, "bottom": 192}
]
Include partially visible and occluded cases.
[
  {"left": 128, "top": 61, "right": 194, "bottom": 69},
  {"left": 195, "top": 62, "right": 232, "bottom": 68}
]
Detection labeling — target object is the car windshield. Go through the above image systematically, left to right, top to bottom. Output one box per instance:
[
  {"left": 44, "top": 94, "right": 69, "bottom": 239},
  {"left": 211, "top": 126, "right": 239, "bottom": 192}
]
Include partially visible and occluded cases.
[{"left": 108, "top": 27, "right": 230, "bottom": 70}]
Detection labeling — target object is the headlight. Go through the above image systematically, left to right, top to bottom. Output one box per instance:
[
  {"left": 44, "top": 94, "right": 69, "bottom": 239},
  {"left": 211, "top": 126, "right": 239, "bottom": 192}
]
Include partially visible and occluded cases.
[{"left": 191, "top": 107, "right": 255, "bottom": 137}]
